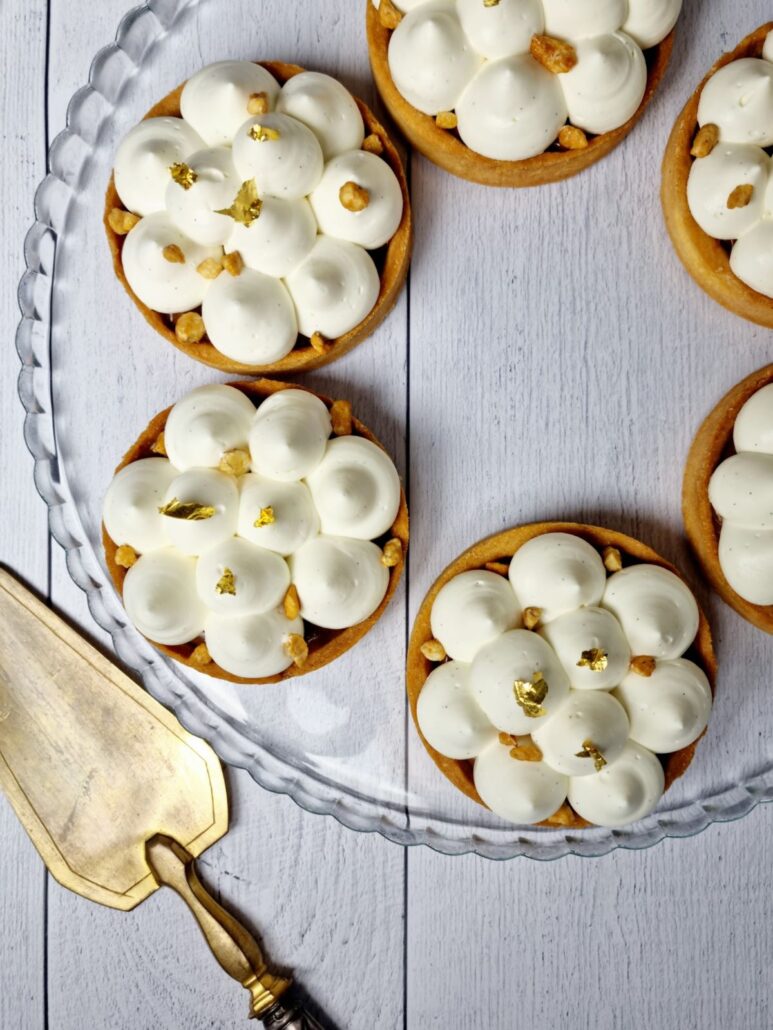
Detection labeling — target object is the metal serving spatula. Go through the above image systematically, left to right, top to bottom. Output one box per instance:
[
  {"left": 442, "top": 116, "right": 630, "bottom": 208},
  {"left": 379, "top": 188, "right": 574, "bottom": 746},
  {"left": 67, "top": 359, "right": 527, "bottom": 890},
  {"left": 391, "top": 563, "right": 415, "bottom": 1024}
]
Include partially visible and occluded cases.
[{"left": 0, "top": 568, "right": 324, "bottom": 1028}]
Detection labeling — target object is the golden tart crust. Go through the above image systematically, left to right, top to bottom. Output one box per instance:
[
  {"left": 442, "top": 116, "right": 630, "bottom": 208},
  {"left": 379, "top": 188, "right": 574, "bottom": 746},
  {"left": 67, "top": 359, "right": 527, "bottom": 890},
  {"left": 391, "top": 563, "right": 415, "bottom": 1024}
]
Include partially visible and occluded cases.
[
  {"left": 366, "top": 2, "right": 675, "bottom": 188},
  {"left": 662, "top": 24, "right": 773, "bottom": 328},
  {"left": 104, "top": 61, "right": 413, "bottom": 374},
  {"left": 684, "top": 363, "right": 773, "bottom": 633},
  {"left": 103, "top": 379, "right": 410, "bottom": 685},
  {"left": 406, "top": 522, "right": 716, "bottom": 830}
]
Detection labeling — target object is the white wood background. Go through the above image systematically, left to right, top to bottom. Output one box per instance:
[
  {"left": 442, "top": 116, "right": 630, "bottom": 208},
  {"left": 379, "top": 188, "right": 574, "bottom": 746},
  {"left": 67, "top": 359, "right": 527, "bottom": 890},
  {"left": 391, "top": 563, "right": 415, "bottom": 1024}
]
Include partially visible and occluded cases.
[{"left": 3, "top": 1, "right": 773, "bottom": 1028}]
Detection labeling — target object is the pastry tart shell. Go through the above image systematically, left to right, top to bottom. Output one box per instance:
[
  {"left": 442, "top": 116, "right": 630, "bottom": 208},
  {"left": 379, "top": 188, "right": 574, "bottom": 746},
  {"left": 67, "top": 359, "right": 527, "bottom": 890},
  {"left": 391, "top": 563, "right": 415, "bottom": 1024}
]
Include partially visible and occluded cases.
[{"left": 406, "top": 521, "right": 716, "bottom": 829}]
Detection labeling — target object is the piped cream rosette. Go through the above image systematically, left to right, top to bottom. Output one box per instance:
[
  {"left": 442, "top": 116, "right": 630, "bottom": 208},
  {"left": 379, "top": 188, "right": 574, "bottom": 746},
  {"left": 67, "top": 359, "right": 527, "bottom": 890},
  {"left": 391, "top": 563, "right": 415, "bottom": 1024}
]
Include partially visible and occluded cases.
[
  {"left": 367, "top": 0, "right": 678, "bottom": 185},
  {"left": 105, "top": 61, "right": 411, "bottom": 374},
  {"left": 103, "top": 382, "right": 408, "bottom": 684},
  {"left": 408, "top": 525, "right": 715, "bottom": 829}
]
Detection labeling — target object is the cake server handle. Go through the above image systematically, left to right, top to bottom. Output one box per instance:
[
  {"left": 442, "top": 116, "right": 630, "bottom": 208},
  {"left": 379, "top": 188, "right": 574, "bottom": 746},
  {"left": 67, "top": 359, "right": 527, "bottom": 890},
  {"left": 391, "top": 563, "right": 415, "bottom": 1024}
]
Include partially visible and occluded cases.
[{"left": 146, "top": 834, "right": 303, "bottom": 1022}]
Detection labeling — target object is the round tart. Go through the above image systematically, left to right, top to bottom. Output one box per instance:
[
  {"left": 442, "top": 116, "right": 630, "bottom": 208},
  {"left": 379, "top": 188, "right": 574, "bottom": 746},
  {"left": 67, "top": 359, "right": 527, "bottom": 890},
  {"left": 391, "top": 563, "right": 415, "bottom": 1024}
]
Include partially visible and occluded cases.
[
  {"left": 367, "top": 0, "right": 677, "bottom": 187},
  {"left": 662, "top": 24, "right": 773, "bottom": 327},
  {"left": 104, "top": 61, "right": 412, "bottom": 374},
  {"left": 684, "top": 363, "right": 773, "bottom": 632},
  {"left": 103, "top": 381, "right": 409, "bottom": 684},
  {"left": 407, "top": 523, "right": 715, "bottom": 829}
]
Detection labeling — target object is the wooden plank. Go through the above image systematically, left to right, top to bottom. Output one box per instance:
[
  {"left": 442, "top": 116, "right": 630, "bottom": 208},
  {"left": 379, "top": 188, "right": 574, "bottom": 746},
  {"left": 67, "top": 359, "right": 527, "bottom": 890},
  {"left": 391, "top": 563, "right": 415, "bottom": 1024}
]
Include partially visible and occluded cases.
[
  {"left": 43, "top": 0, "right": 407, "bottom": 1026},
  {"left": 0, "top": 3, "right": 52, "bottom": 1028}
]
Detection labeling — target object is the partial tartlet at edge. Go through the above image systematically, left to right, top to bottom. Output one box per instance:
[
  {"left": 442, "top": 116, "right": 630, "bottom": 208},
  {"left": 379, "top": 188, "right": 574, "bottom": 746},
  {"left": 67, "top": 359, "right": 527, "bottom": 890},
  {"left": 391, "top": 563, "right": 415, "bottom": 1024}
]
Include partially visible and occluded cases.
[
  {"left": 366, "top": 2, "right": 675, "bottom": 188},
  {"left": 662, "top": 24, "right": 773, "bottom": 328},
  {"left": 104, "top": 61, "right": 413, "bottom": 375},
  {"left": 103, "top": 379, "right": 410, "bottom": 685},
  {"left": 406, "top": 522, "right": 716, "bottom": 830}
]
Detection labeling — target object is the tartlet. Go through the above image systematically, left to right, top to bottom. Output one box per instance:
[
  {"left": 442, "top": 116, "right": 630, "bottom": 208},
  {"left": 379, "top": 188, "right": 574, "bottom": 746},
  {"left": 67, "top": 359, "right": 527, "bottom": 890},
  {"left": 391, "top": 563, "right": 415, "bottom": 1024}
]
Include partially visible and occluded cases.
[
  {"left": 367, "top": 0, "right": 676, "bottom": 188},
  {"left": 662, "top": 24, "right": 773, "bottom": 328},
  {"left": 104, "top": 61, "right": 412, "bottom": 374},
  {"left": 684, "top": 364, "right": 773, "bottom": 633},
  {"left": 103, "top": 379, "right": 409, "bottom": 685},
  {"left": 407, "top": 522, "right": 715, "bottom": 829}
]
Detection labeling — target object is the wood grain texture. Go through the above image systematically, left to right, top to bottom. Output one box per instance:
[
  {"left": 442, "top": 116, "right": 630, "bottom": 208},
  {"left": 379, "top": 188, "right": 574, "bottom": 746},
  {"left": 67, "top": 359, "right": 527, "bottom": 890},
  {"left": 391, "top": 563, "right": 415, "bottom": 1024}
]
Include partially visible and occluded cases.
[
  {"left": 4, "top": 1, "right": 773, "bottom": 1029},
  {"left": 0, "top": 3, "right": 51, "bottom": 1028}
]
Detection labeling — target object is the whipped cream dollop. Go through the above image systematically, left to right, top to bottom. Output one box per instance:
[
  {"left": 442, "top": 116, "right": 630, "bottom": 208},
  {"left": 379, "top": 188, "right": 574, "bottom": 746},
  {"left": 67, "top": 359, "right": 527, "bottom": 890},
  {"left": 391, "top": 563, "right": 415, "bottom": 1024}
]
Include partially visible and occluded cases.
[
  {"left": 384, "top": 0, "right": 678, "bottom": 160},
  {"left": 688, "top": 39, "right": 773, "bottom": 298},
  {"left": 113, "top": 61, "right": 404, "bottom": 364},
  {"left": 121, "top": 213, "right": 221, "bottom": 313},
  {"left": 709, "top": 382, "right": 773, "bottom": 604},
  {"left": 104, "top": 384, "right": 402, "bottom": 678},
  {"left": 415, "top": 531, "right": 710, "bottom": 828}
]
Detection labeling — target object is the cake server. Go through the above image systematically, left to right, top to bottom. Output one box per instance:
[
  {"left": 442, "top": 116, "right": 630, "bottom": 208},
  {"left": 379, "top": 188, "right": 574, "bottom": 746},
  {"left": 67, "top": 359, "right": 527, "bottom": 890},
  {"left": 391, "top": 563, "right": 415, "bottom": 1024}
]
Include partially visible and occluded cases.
[{"left": 0, "top": 567, "right": 324, "bottom": 1028}]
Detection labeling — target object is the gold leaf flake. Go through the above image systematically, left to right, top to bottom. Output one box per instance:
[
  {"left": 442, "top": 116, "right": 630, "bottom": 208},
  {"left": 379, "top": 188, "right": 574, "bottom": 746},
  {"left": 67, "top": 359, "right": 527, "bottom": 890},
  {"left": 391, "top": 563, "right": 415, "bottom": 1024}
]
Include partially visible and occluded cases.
[
  {"left": 483, "top": 0, "right": 500, "bottom": 6},
  {"left": 249, "top": 123, "right": 281, "bottom": 143},
  {"left": 169, "top": 162, "right": 198, "bottom": 189},
  {"left": 216, "top": 179, "right": 263, "bottom": 227},
  {"left": 158, "top": 498, "right": 215, "bottom": 520},
  {"left": 254, "top": 506, "right": 276, "bottom": 528},
  {"left": 215, "top": 568, "right": 236, "bottom": 596},
  {"left": 577, "top": 648, "right": 609, "bottom": 672},
  {"left": 513, "top": 671, "right": 549, "bottom": 719},
  {"left": 575, "top": 739, "right": 607, "bottom": 772}
]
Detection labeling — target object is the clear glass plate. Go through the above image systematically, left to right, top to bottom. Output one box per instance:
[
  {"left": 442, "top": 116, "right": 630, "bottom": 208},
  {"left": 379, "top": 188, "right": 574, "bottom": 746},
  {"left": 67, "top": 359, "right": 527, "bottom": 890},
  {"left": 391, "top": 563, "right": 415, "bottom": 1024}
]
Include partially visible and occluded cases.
[{"left": 17, "top": 0, "right": 773, "bottom": 860}]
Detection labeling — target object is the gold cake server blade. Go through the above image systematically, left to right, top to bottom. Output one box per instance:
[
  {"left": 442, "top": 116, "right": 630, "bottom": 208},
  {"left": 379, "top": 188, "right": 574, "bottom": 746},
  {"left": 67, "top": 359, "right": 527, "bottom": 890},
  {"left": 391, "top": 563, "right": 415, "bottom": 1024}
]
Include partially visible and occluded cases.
[{"left": 0, "top": 568, "right": 324, "bottom": 1028}]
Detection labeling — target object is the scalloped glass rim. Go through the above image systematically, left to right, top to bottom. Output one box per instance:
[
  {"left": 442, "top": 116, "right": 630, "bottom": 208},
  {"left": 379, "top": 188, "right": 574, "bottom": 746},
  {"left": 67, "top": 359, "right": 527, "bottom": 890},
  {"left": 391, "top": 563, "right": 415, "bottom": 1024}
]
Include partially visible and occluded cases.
[{"left": 15, "top": 0, "right": 773, "bottom": 861}]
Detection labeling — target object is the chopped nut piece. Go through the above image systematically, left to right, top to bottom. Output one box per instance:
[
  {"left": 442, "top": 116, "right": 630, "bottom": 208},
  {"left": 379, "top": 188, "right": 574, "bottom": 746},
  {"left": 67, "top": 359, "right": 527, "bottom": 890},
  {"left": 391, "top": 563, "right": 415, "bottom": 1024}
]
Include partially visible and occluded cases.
[
  {"left": 379, "top": 0, "right": 403, "bottom": 29},
  {"left": 530, "top": 34, "right": 578, "bottom": 74},
  {"left": 247, "top": 91, "right": 269, "bottom": 115},
  {"left": 436, "top": 111, "right": 458, "bottom": 130},
  {"left": 691, "top": 123, "right": 719, "bottom": 158},
  {"left": 249, "top": 124, "right": 281, "bottom": 142},
  {"left": 558, "top": 124, "right": 588, "bottom": 150},
  {"left": 362, "top": 133, "right": 384, "bottom": 156},
  {"left": 169, "top": 162, "right": 198, "bottom": 189},
  {"left": 339, "top": 180, "right": 370, "bottom": 212},
  {"left": 728, "top": 183, "right": 754, "bottom": 209},
  {"left": 108, "top": 208, "right": 141, "bottom": 235},
  {"left": 163, "top": 244, "right": 186, "bottom": 264},
  {"left": 222, "top": 250, "right": 244, "bottom": 276},
  {"left": 197, "top": 257, "right": 223, "bottom": 280},
  {"left": 175, "top": 312, "right": 206, "bottom": 344},
  {"left": 310, "top": 331, "right": 333, "bottom": 355},
  {"left": 330, "top": 399, "right": 353, "bottom": 436},
  {"left": 151, "top": 432, "right": 167, "bottom": 457},
  {"left": 219, "top": 449, "right": 251, "bottom": 476},
  {"left": 254, "top": 506, "right": 276, "bottom": 528},
  {"left": 381, "top": 537, "right": 403, "bottom": 568},
  {"left": 115, "top": 544, "right": 138, "bottom": 569},
  {"left": 602, "top": 546, "right": 623, "bottom": 573},
  {"left": 485, "top": 561, "right": 510, "bottom": 576},
  {"left": 283, "top": 584, "right": 301, "bottom": 620},
  {"left": 522, "top": 606, "right": 542, "bottom": 631},
  {"left": 284, "top": 633, "right": 309, "bottom": 668},
  {"left": 420, "top": 639, "right": 447, "bottom": 662},
  {"left": 190, "top": 642, "right": 212, "bottom": 667},
  {"left": 630, "top": 655, "right": 656, "bottom": 677},
  {"left": 508, "top": 736, "right": 543, "bottom": 763}
]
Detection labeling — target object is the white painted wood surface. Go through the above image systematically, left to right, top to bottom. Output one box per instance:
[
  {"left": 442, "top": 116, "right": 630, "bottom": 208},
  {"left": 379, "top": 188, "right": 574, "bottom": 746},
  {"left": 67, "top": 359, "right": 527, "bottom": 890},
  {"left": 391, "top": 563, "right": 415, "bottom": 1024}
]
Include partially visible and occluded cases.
[{"left": 2, "top": 2, "right": 773, "bottom": 1028}]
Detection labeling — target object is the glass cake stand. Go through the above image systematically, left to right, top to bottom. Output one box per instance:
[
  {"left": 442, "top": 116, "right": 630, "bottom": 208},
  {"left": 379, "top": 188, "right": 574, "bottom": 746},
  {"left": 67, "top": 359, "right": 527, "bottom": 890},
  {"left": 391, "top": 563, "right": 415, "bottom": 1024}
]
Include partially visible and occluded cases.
[{"left": 16, "top": 0, "right": 773, "bottom": 859}]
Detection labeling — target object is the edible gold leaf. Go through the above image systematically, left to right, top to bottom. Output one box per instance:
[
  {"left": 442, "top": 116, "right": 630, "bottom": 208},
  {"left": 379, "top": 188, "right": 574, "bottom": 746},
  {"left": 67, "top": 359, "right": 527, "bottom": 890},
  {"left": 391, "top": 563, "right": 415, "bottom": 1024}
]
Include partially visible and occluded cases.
[
  {"left": 483, "top": 0, "right": 500, "bottom": 6},
  {"left": 248, "top": 124, "right": 281, "bottom": 143},
  {"left": 169, "top": 162, "right": 198, "bottom": 189},
  {"left": 216, "top": 179, "right": 263, "bottom": 227},
  {"left": 158, "top": 498, "right": 215, "bottom": 520},
  {"left": 254, "top": 506, "right": 276, "bottom": 528},
  {"left": 215, "top": 568, "right": 236, "bottom": 596},
  {"left": 577, "top": 648, "right": 609, "bottom": 672},
  {"left": 513, "top": 671, "right": 549, "bottom": 719},
  {"left": 575, "top": 739, "right": 607, "bottom": 772}
]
